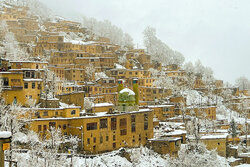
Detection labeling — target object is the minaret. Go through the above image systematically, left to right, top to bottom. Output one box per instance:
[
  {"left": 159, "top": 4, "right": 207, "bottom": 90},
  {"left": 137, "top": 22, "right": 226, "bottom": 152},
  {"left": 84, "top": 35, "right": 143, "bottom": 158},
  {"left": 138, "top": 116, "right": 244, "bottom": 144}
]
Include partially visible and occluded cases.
[
  {"left": 132, "top": 78, "right": 139, "bottom": 105},
  {"left": 118, "top": 79, "right": 124, "bottom": 93}
]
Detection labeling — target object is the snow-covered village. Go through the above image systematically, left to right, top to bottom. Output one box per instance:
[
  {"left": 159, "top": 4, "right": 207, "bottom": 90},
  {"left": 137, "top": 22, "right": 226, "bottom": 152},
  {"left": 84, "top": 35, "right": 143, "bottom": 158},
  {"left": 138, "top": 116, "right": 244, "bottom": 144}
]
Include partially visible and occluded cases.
[{"left": 0, "top": 0, "right": 249, "bottom": 166}]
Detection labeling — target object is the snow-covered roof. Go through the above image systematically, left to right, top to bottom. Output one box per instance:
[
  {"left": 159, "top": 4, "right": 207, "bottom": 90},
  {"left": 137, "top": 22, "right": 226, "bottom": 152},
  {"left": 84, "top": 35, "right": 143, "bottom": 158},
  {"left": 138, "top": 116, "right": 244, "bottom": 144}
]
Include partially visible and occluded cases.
[
  {"left": 64, "top": 39, "right": 96, "bottom": 45},
  {"left": 9, "top": 61, "right": 48, "bottom": 63},
  {"left": 115, "top": 63, "right": 126, "bottom": 69},
  {"left": 23, "top": 79, "right": 43, "bottom": 82},
  {"left": 120, "top": 88, "right": 135, "bottom": 95},
  {"left": 59, "top": 102, "right": 80, "bottom": 109},
  {"left": 92, "top": 102, "right": 114, "bottom": 107},
  {"left": 148, "top": 104, "right": 174, "bottom": 108},
  {"left": 31, "top": 108, "right": 152, "bottom": 121},
  {"left": 164, "top": 130, "right": 187, "bottom": 136},
  {"left": 0, "top": 131, "right": 11, "bottom": 138},
  {"left": 200, "top": 134, "right": 228, "bottom": 140},
  {"left": 149, "top": 137, "right": 182, "bottom": 142}
]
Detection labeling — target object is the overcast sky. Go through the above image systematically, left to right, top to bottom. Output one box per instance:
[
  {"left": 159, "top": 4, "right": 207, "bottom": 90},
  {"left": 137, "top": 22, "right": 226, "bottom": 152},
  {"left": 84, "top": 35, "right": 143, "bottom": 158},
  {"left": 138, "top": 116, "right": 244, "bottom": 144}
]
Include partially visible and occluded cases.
[{"left": 40, "top": 0, "right": 250, "bottom": 84}]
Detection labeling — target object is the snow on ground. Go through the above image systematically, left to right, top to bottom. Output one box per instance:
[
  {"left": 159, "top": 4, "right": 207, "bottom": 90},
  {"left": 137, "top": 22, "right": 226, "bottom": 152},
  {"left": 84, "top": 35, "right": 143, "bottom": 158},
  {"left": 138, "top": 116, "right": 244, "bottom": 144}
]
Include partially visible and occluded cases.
[
  {"left": 6, "top": 146, "right": 237, "bottom": 167},
  {"left": 73, "top": 154, "right": 131, "bottom": 167}
]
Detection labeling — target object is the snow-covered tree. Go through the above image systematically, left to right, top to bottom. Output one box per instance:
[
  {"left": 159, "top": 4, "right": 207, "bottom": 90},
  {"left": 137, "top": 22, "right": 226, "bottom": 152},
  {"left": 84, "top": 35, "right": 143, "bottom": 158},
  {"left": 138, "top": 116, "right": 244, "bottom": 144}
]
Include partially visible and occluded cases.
[
  {"left": 82, "top": 17, "right": 134, "bottom": 48},
  {"left": 0, "top": 20, "right": 8, "bottom": 40},
  {"left": 143, "top": 26, "right": 185, "bottom": 66},
  {"left": 1, "top": 31, "right": 30, "bottom": 61},
  {"left": 122, "top": 33, "right": 134, "bottom": 49},
  {"left": 118, "top": 53, "right": 127, "bottom": 66},
  {"left": 194, "top": 59, "right": 205, "bottom": 75},
  {"left": 184, "top": 61, "right": 195, "bottom": 74},
  {"left": 85, "top": 63, "right": 95, "bottom": 81},
  {"left": 42, "top": 67, "right": 58, "bottom": 102},
  {"left": 148, "top": 68, "right": 159, "bottom": 77},
  {"left": 152, "top": 76, "right": 174, "bottom": 90},
  {"left": 235, "top": 76, "right": 250, "bottom": 90},
  {"left": 84, "top": 97, "right": 94, "bottom": 112},
  {"left": 0, "top": 103, "right": 27, "bottom": 166},
  {"left": 228, "top": 118, "right": 238, "bottom": 144},
  {"left": 66, "top": 135, "right": 80, "bottom": 167},
  {"left": 167, "top": 143, "right": 229, "bottom": 167}
]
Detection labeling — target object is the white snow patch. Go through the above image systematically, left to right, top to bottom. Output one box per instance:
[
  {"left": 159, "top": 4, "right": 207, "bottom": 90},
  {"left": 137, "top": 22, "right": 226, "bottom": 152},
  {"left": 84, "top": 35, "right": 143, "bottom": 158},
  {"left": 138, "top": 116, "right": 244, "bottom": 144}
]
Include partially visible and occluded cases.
[{"left": 0, "top": 131, "right": 11, "bottom": 138}]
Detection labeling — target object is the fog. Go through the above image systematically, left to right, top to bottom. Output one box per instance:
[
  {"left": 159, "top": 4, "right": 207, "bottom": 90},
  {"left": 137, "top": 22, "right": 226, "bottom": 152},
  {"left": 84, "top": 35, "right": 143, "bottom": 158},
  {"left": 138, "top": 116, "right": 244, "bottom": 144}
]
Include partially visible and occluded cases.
[{"left": 40, "top": 0, "right": 250, "bottom": 84}]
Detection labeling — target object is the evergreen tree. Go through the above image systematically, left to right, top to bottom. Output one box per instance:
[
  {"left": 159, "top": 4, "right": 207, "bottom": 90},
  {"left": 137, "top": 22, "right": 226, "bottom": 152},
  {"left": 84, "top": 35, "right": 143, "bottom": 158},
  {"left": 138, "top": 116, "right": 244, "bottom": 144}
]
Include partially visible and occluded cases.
[{"left": 228, "top": 118, "right": 238, "bottom": 144}]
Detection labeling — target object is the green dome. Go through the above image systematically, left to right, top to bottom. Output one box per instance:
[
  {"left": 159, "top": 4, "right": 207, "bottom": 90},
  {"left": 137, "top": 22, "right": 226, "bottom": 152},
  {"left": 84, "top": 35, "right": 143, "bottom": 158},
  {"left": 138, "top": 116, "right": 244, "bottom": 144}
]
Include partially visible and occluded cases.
[{"left": 118, "top": 88, "right": 135, "bottom": 103}]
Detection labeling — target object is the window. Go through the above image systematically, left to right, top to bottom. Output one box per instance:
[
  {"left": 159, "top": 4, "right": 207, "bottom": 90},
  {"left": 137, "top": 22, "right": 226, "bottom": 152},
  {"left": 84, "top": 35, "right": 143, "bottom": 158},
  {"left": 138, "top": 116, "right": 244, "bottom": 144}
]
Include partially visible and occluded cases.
[
  {"left": 25, "top": 72, "right": 30, "bottom": 78},
  {"left": 31, "top": 72, "right": 35, "bottom": 78},
  {"left": 2, "top": 78, "right": 8, "bottom": 86},
  {"left": 24, "top": 83, "right": 28, "bottom": 89},
  {"left": 32, "top": 83, "right": 35, "bottom": 89},
  {"left": 38, "top": 84, "right": 41, "bottom": 90},
  {"left": 13, "top": 97, "right": 17, "bottom": 104},
  {"left": 71, "top": 110, "right": 76, "bottom": 115},
  {"left": 43, "top": 111, "right": 48, "bottom": 116},
  {"left": 35, "top": 112, "right": 40, "bottom": 118},
  {"left": 144, "top": 114, "right": 148, "bottom": 121},
  {"left": 131, "top": 115, "right": 136, "bottom": 123},
  {"left": 131, "top": 115, "right": 136, "bottom": 132},
  {"left": 111, "top": 118, "right": 117, "bottom": 130},
  {"left": 120, "top": 118, "right": 127, "bottom": 129},
  {"left": 100, "top": 119, "right": 108, "bottom": 129},
  {"left": 49, "top": 122, "right": 56, "bottom": 129},
  {"left": 87, "top": 122, "right": 97, "bottom": 131},
  {"left": 144, "top": 122, "right": 148, "bottom": 130},
  {"left": 63, "top": 124, "right": 67, "bottom": 129},
  {"left": 131, "top": 124, "right": 136, "bottom": 132},
  {"left": 38, "top": 125, "right": 41, "bottom": 131},
  {"left": 43, "top": 125, "right": 47, "bottom": 131},
  {"left": 120, "top": 129, "right": 127, "bottom": 136},
  {"left": 113, "top": 135, "right": 116, "bottom": 141},
  {"left": 100, "top": 136, "right": 103, "bottom": 144},
  {"left": 106, "top": 136, "right": 109, "bottom": 141},
  {"left": 93, "top": 137, "right": 96, "bottom": 143},
  {"left": 87, "top": 138, "right": 90, "bottom": 144},
  {"left": 113, "top": 143, "right": 116, "bottom": 149}
]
